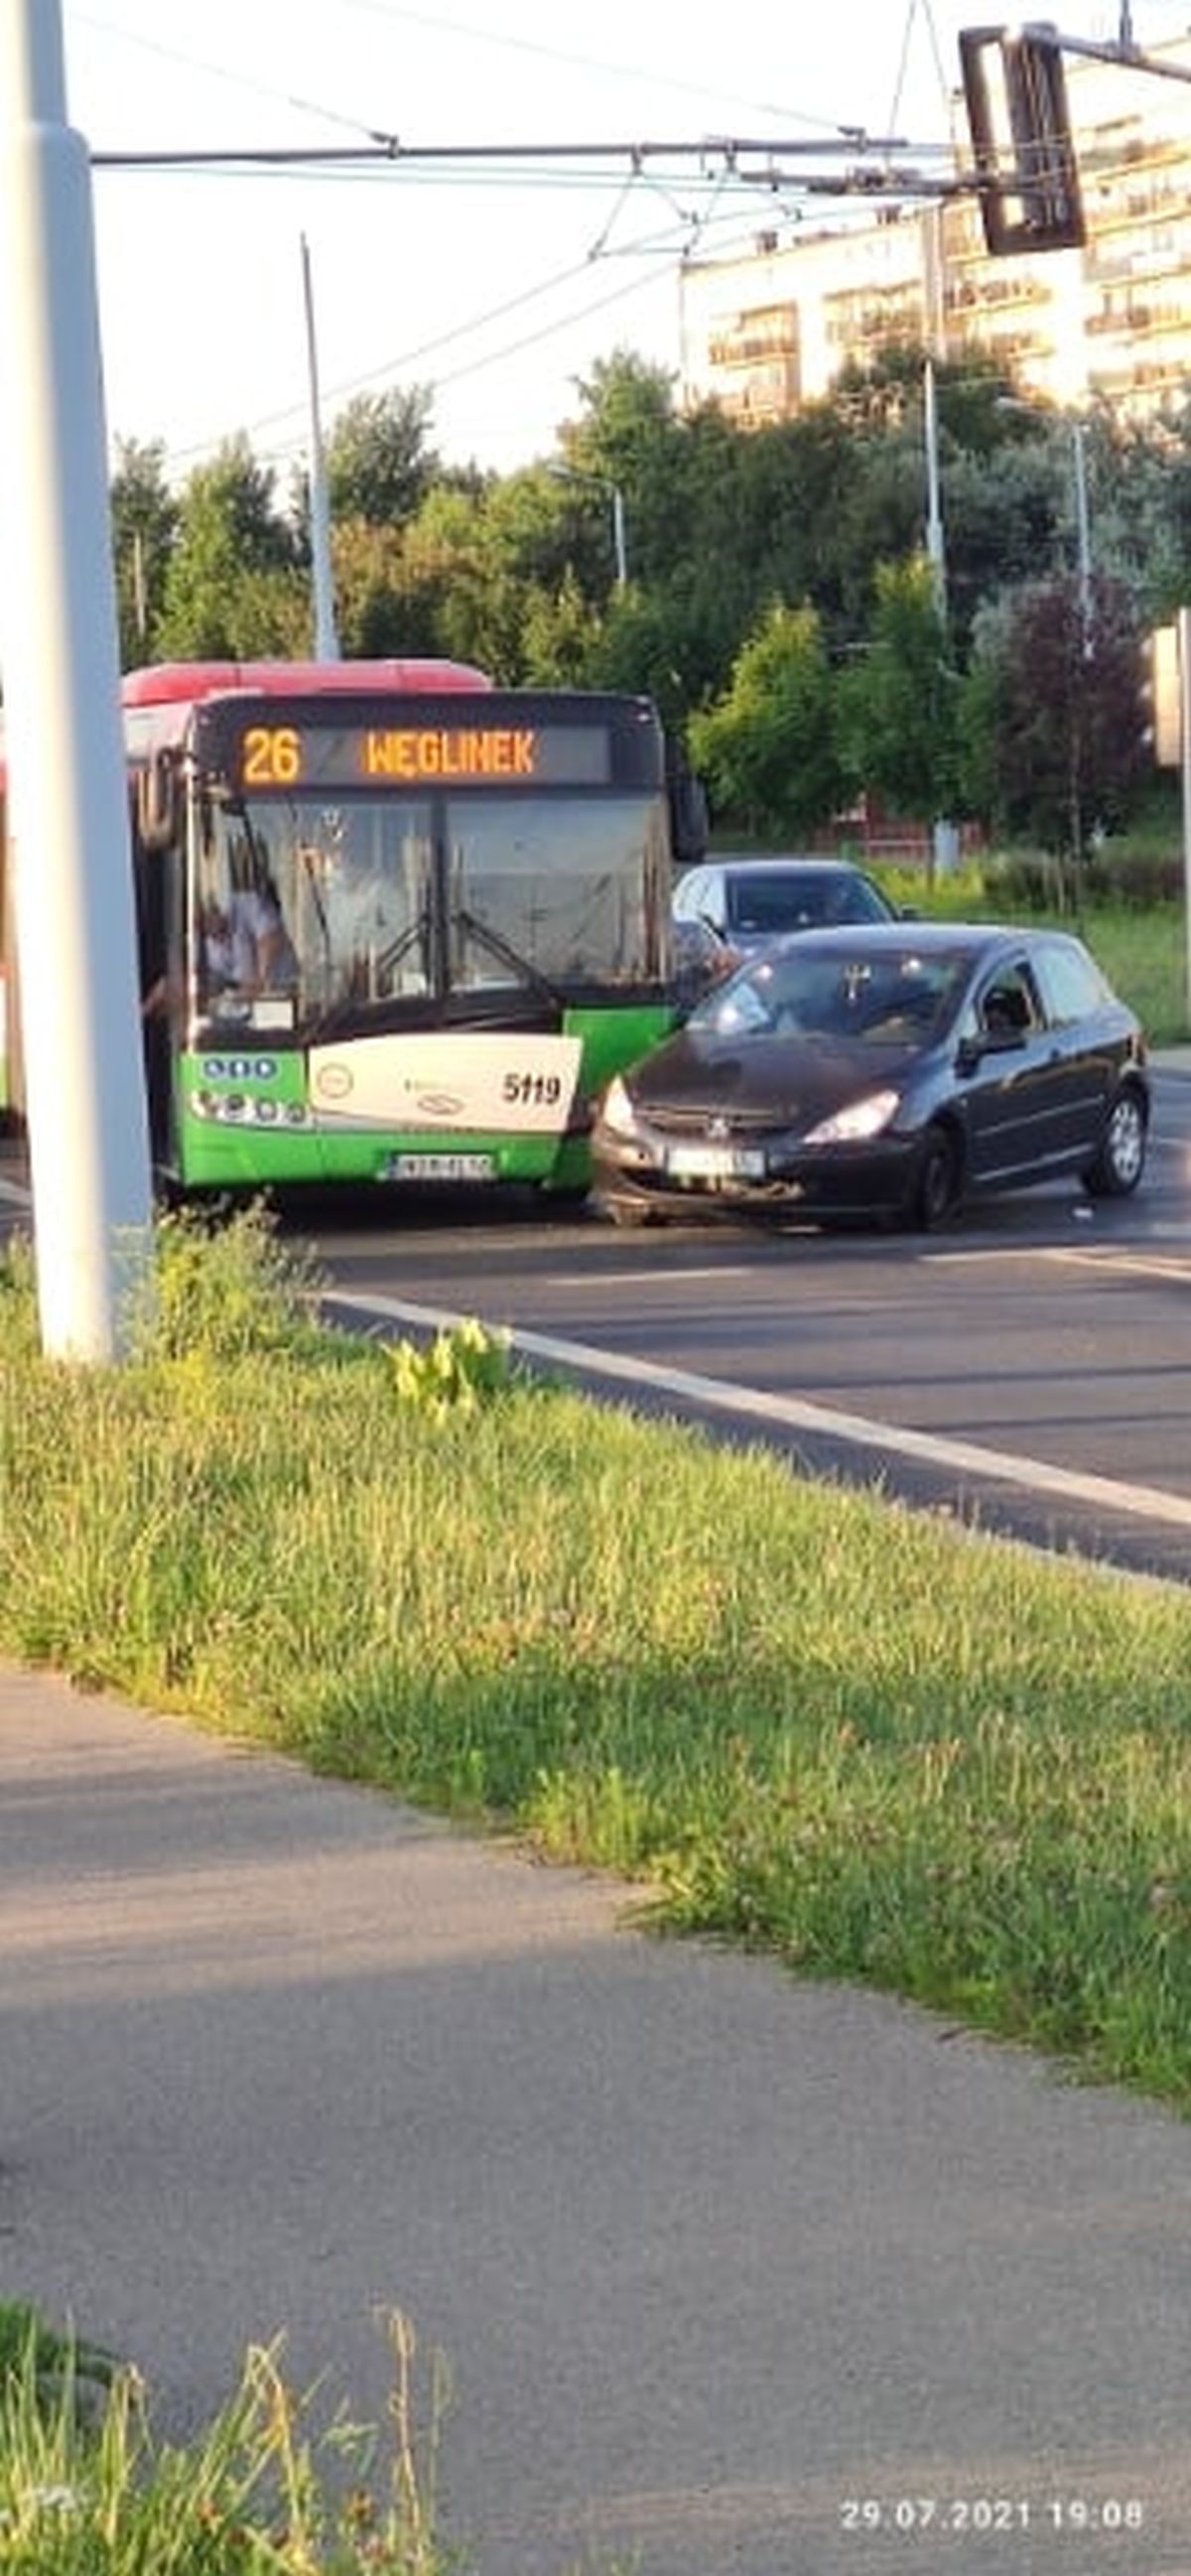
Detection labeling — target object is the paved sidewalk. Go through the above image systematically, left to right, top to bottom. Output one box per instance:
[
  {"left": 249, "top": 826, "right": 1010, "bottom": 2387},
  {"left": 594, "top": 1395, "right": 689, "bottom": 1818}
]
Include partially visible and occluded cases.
[{"left": 3, "top": 1666, "right": 1191, "bottom": 2576}]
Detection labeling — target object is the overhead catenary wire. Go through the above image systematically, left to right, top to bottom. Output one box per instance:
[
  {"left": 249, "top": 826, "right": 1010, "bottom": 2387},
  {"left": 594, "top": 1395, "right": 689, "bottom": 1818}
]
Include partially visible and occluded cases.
[
  {"left": 71, "top": 0, "right": 907, "bottom": 147},
  {"left": 78, "top": 32, "right": 969, "bottom": 484},
  {"left": 117, "top": 146, "right": 938, "bottom": 476},
  {"left": 161, "top": 243, "right": 687, "bottom": 475}
]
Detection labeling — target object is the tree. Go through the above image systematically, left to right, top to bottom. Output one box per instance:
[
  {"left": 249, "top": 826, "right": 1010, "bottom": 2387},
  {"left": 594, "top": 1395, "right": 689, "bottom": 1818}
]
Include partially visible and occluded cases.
[
  {"left": 562, "top": 348, "right": 679, "bottom": 489},
  {"left": 322, "top": 387, "right": 439, "bottom": 527},
  {"left": 108, "top": 439, "right": 178, "bottom": 668},
  {"left": 155, "top": 440, "right": 305, "bottom": 659},
  {"left": 399, "top": 483, "right": 524, "bottom": 679},
  {"left": 329, "top": 519, "right": 442, "bottom": 658},
  {"left": 837, "top": 555, "right": 960, "bottom": 829},
  {"left": 520, "top": 570, "right": 603, "bottom": 685},
  {"left": 960, "top": 571, "right": 1150, "bottom": 880},
  {"left": 688, "top": 602, "right": 843, "bottom": 839}
]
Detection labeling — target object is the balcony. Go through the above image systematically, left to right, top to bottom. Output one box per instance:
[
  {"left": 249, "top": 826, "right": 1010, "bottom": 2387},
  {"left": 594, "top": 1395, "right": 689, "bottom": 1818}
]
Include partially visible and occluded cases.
[{"left": 708, "top": 319, "right": 799, "bottom": 368}]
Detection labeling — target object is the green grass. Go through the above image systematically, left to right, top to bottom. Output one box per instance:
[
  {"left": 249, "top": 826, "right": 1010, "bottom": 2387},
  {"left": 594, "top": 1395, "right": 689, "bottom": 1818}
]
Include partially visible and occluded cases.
[
  {"left": 1077, "top": 903, "right": 1188, "bottom": 1043},
  {"left": 6, "top": 1211, "right": 1191, "bottom": 2114},
  {"left": 0, "top": 2303, "right": 452, "bottom": 2573}
]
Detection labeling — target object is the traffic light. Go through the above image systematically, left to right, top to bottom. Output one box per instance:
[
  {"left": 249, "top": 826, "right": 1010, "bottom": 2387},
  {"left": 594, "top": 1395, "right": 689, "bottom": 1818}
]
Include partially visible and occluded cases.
[
  {"left": 960, "top": 24, "right": 1085, "bottom": 256},
  {"left": 1148, "top": 623, "right": 1183, "bottom": 768}
]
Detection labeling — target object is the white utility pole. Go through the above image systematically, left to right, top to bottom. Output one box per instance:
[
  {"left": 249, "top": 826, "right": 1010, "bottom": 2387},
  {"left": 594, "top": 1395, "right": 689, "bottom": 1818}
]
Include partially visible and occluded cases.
[
  {"left": 0, "top": 0, "right": 153, "bottom": 1360},
  {"left": 301, "top": 232, "right": 339, "bottom": 660},
  {"left": 923, "top": 354, "right": 947, "bottom": 623},
  {"left": 922, "top": 355, "right": 959, "bottom": 878},
  {"left": 1072, "top": 419, "right": 1094, "bottom": 658},
  {"left": 610, "top": 483, "right": 628, "bottom": 592},
  {"left": 1178, "top": 607, "right": 1191, "bottom": 1025}
]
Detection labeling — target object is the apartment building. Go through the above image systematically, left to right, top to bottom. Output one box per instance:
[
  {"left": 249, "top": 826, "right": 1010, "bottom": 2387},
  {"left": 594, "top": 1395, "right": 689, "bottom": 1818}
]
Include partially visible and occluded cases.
[{"left": 679, "top": 36, "right": 1191, "bottom": 425}]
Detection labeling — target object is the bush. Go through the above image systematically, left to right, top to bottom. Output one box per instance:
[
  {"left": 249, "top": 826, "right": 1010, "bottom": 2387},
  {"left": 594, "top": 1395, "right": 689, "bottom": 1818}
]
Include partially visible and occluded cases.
[{"left": 983, "top": 844, "right": 1184, "bottom": 914}]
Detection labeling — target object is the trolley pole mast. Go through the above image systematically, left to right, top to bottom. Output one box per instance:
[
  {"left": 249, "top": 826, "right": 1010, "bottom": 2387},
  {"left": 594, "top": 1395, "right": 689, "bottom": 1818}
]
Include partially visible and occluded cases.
[
  {"left": 0, "top": 0, "right": 153, "bottom": 1360},
  {"left": 301, "top": 232, "right": 340, "bottom": 660}
]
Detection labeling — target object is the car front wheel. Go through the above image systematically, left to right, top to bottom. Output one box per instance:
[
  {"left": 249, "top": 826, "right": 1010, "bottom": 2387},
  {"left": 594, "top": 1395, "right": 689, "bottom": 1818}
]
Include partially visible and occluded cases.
[
  {"left": 1082, "top": 1085, "right": 1147, "bottom": 1197},
  {"left": 910, "top": 1121, "right": 961, "bottom": 1230}
]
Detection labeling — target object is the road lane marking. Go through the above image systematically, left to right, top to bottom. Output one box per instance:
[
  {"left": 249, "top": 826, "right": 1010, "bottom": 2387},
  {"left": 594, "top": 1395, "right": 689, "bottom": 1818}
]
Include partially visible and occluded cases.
[
  {"left": 926, "top": 1244, "right": 1191, "bottom": 1280},
  {"left": 1036, "top": 1249, "right": 1191, "bottom": 1284},
  {"left": 555, "top": 1265, "right": 754, "bottom": 1287},
  {"left": 328, "top": 1289, "right": 1191, "bottom": 1534}
]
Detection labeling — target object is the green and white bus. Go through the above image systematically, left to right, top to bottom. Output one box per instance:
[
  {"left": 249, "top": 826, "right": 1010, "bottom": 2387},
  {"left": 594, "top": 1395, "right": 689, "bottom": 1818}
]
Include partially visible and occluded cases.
[{"left": 1, "top": 657, "right": 705, "bottom": 1195}]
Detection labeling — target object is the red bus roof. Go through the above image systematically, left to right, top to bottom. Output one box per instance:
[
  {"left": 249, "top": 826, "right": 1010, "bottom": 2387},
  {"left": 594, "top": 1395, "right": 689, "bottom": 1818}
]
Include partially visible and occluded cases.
[{"left": 121, "top": 658, "right": 492, "bottom": 709}]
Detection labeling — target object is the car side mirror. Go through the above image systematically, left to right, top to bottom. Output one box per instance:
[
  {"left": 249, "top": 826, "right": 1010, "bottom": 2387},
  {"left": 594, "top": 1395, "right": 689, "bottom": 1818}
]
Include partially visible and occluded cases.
[{"left": 957, "top": 1026, "right": 1026, "bottom": 1074}]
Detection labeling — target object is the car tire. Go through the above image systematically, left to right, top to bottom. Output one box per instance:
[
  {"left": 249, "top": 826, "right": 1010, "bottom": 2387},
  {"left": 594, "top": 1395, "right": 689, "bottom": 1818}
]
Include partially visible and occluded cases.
[
  {"left": 1082, "top": 1084, "right": 1147, "bottom": 1198},
  {"left": 911, "top": 1121, "right": 961, "bottom": 1230}
]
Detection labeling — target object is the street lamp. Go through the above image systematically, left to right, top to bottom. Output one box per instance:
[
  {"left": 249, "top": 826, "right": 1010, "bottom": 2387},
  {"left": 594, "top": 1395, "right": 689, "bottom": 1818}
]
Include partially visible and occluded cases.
[
  {"left": 923, "top": 354, "right": 947, "bottom": 624},
  {"left": 921, "top": 357, "right": 958, "bottom": 877},
  {"left": 1071, "top": 420, "right": 1093, "bottom": 661},
  {"left": 548, "top": 462, "right": 628, "bottom": 590}
]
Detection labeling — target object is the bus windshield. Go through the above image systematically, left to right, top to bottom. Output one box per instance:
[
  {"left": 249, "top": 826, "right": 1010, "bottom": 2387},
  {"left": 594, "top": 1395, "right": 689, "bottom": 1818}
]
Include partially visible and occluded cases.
[{"left": 192, "top": 787, "right": 665, "bottom": 1030}]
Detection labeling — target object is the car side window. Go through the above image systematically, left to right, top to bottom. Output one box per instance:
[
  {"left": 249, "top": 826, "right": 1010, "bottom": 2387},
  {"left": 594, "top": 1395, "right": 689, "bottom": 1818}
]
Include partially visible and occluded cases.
[
  {"left": 673, "top": 869, "right": 703, "bottom": 922},
  {"left": 702, "top": 876, "right": 727, "bottom": 932},
  {"left": 839, "top": 878, "right": 892, "bottom": 923},
  {"left": 1033, "top": 939, "right": 1110, "bottom": 1026},
  {"left": 977, "top": 963, "right": 1041, "bottom": 1040}
]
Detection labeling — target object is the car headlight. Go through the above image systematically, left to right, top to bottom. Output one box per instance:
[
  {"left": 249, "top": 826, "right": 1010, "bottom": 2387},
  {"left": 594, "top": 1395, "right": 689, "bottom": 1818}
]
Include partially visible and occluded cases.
[
  {"left": 599, "top": 1075, "right": 644, "bottom": 1140},
  {"left": 803, "top": 1089, "right": 900, "bottom": 1146}
]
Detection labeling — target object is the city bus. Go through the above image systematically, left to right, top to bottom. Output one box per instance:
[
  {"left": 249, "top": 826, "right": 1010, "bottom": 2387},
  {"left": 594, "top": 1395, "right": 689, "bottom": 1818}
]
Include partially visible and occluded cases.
[{"left": 0, "top": 658, "right": 706, "bottom": 1195}]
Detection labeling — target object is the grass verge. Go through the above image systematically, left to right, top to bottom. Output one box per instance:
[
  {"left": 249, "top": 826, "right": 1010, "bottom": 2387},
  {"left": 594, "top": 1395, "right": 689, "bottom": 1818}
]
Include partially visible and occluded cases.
[
  {"left": 4, "top": 1210, "right": 1191, "bottom": 2112},
  {"left": 0, "top": 2302, "right": 452, "bottom": 2573}
]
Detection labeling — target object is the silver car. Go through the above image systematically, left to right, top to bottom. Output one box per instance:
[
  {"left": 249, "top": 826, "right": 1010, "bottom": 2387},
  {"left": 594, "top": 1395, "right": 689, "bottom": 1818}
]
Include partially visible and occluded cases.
[{"left": 671, "top": 856, "right": 905, "bottom": 1005}]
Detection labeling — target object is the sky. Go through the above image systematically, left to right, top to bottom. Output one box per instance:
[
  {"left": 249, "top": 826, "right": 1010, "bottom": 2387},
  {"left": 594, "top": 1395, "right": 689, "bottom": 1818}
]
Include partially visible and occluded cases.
[{"left": 52, "top": 0, "right": 1190, "bottom": 491}]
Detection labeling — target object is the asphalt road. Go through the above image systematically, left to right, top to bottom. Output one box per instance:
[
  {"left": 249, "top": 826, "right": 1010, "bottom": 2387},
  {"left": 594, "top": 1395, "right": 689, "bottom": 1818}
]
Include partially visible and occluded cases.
[{"left": 5, "top": 1670, "right": 1191, "bottom": 2576}]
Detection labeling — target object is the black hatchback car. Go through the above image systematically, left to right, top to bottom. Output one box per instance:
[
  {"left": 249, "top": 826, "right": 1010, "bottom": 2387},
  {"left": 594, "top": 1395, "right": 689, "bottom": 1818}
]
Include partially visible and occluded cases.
[{"left": 592, "top": 921, "right": 1149, "bottom": 1228}]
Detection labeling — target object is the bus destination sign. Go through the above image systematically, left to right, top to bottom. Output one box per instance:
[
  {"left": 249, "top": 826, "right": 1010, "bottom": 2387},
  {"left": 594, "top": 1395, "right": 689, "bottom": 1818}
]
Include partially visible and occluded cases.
[{"left": 235, "top": 720, "right": 612, "bottom": 792}]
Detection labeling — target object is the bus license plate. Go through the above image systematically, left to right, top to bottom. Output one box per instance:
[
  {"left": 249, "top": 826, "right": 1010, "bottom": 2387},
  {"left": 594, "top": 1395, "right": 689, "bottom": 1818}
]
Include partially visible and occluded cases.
[
  {"left": 667, "top": 1144, "right": 765, "bottom": 1179},
  {"left": 383, "top": 1152, "right": 497, "bottom": 1182}
]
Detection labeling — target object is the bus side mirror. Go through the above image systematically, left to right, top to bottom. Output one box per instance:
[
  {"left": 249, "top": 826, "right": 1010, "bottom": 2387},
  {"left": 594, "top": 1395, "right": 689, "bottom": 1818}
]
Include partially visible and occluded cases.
[
  {"left": 665, "top": 737, "right": 709, "bottom": 866},
  {"left": 135, "top": 750, "right": 178, "bottom": 854}
]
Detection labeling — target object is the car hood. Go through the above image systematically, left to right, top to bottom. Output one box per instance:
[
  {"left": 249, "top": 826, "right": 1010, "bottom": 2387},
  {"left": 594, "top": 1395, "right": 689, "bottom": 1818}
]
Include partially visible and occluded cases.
[{"left": 622, "top": 1027, "right": 928, "bottom": 1124}]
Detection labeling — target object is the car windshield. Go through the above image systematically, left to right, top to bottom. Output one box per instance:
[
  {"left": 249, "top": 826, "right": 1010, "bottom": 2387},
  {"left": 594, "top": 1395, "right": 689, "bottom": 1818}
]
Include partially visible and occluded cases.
[
  {"left": 723, "top": 871, "right": 889, "bottom": 935},
  {"left": 689, "top": 944, "right": 969, "bottom": 1043}
]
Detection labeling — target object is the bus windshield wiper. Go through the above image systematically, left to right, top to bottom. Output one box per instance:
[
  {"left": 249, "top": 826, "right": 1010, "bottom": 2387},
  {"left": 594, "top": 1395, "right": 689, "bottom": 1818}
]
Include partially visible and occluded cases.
[
  {"left": 221, "top": 790, "right": 274, "bottom": 884},
  {"left": 451, "top": 907, "right": 565, "bottom": 1011},
  {"left": 302, "top": 909, "right": 432, "bottom": 1041}
]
